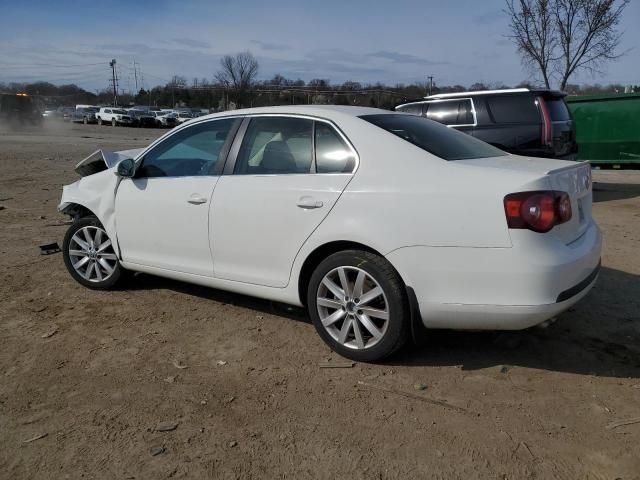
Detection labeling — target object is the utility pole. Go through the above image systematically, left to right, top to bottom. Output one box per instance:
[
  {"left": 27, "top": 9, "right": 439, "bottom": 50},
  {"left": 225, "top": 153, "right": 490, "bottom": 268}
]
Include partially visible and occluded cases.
[
  {"left": 109, "top": 59, "right": 118, "bottom": 106},
  {"left": 133, "top": 60, "right": 138, "bottom": 92},
  {"left": 427, "top": 76, "right": 434, "bottom": 96}
]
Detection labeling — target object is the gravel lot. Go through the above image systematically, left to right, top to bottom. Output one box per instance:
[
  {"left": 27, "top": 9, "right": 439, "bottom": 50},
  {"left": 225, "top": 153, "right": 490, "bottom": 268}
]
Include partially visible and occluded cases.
[{"left": 1, "top": 120, "right": 639, "bottom": 479}]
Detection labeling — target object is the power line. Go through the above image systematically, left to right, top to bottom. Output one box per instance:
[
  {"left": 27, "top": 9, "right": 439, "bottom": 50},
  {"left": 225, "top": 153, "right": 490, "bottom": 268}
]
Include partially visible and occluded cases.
[{"left": 0, "top": 62, "right": 106, "bottom": 68}]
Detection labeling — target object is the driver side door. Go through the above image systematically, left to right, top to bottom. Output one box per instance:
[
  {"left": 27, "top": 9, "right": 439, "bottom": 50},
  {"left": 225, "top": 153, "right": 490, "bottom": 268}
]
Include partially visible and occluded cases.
[{"left": 115, "top": 118, "right": 239, "bottom": 276}]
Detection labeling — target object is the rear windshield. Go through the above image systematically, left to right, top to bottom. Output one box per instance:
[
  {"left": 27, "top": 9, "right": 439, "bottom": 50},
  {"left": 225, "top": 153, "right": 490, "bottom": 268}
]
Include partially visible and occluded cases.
[
  {"left": 546, "top": 98, "right": 571, "bottom": 121},
  {"left": 360, "top": 114, "right": 506, "bottom": 161}
]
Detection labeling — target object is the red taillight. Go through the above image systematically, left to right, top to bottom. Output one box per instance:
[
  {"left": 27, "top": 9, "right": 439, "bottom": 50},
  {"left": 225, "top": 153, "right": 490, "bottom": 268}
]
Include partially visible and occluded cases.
[
  {"left": 538, "top": 97, "right": 553, "bottom": 148},
  {"left": 504, "top": 191, "right": 572, "bottom": 233}
]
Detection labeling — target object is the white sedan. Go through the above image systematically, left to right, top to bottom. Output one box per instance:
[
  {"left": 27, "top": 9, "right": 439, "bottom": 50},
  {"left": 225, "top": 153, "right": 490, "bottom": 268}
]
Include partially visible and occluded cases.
[{"left": 59, "top": 105, "right": 601, "bottom": 361}]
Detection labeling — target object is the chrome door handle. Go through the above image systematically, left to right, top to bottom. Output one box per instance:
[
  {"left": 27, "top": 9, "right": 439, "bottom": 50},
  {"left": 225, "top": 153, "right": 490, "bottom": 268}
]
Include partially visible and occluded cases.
[
  {"left": 188, "top": 194, "right": 207, "bottom": 205},
  {"left": 297, "top": 196, "right": 323, "bottom": 209}
]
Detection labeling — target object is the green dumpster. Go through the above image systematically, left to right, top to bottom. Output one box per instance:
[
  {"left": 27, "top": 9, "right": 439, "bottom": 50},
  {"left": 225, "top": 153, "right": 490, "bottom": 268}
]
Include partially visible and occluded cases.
[{"left": 566, "top": 92, "right": 640, "bottom": 168}]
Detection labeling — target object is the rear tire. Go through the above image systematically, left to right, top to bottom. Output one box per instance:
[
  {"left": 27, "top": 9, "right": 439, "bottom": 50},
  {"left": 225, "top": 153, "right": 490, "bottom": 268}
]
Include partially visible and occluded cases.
[
  {"left": 83, "top": 116, "right": 88, "bottom": 125},
  {"left": 62, "top": 216, "right": 122, "bottom": 290},
  {"left": 307, "top": 250, "right": 409, "bottom": 362}
]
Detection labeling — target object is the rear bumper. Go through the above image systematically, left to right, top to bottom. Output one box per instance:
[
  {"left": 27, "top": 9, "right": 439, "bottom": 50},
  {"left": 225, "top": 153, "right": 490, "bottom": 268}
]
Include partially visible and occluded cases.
[{"left": 386, "top": 221, "right": 602, "bottom": 330}]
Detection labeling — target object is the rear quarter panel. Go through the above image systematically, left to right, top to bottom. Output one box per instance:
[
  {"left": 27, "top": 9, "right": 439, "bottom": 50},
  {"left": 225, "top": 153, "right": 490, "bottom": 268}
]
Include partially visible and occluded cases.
[{"left": 298, "top": 118, "right": 546, "bottom": 256}]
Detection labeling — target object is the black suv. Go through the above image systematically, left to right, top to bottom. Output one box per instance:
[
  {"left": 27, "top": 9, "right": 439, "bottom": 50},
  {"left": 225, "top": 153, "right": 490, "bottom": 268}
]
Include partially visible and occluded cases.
[{"left": 395, "top": 88, "right": 577, "bottom": 159}]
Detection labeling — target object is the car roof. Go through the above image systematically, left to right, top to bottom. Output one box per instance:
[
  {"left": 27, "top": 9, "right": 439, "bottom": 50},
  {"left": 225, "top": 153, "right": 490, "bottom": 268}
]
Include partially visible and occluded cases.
[
  {"left": 425, "top": 88, "right": 566, "bottom": 99},
  {"left": 194, "top": 105, "right": 389, "bottom": 123}
]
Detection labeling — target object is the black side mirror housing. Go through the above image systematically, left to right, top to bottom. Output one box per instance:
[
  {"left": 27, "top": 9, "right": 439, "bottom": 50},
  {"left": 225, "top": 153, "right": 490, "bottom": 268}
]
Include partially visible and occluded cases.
[{"left": 116, "top": 158, "right": 136, "bottom": 177}]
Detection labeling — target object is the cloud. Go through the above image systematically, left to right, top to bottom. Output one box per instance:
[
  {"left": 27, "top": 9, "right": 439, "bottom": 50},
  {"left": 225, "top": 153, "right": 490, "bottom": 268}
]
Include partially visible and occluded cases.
[
  {"left": 473, "top": 10, "right": 504, "bottom": 25},
  {"left": 172, "top": 38, "right": 210, "bottom": 49},
  {"left": 250, "top": 40, "right": 290, "bottom": 51},
  {"left": 366, "top": 51, "right": 448, "bottom": 66}
]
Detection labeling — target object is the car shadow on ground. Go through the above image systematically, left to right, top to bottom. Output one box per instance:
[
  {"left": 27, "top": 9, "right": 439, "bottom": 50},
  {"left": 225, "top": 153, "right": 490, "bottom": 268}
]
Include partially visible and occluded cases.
[
  {"left": 593, "top": 181, "right": 640, "bottom": 202},
  {"left": 392, "top": 266, "right": 640, "bottom": 379},
  {"left": 125, "top": 267, "right": 639, "bottom": 379},
  {"left": 123, "top": 272, "right": 310, "bottom": 324}
]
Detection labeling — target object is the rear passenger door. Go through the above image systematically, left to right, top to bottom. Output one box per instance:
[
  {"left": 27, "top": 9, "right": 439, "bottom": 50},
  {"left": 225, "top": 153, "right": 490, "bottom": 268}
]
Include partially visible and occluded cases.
[{"left": 210, "top": 115, "right": 357, "bottom": 287}]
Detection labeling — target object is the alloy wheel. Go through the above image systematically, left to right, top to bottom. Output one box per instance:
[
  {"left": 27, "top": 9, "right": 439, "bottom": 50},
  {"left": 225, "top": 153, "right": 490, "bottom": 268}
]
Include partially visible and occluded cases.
[
  {"left": 68, "top": 226, "right": 118, "bottom": 283},
  {"left": 316, "top": 266, "right": 390, "bottom": 350}
]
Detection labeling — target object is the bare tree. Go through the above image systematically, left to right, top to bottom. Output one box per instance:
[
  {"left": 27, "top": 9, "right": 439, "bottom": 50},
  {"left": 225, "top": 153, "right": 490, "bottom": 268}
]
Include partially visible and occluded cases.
[
  {"left": 505, "top": 0, "right": 629, "bottom": 89},
  {"left": 505, "top": 0, "right": 559, "bottom": 88},
  {"left": 215, "top": 51, "right": 259, "bottom": 99}
]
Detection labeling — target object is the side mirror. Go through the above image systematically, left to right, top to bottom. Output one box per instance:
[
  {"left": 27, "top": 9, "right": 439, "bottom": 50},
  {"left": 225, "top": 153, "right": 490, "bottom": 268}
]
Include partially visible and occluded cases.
[{"left": 116, "top": 158, "right": 136, "bottom": 177}]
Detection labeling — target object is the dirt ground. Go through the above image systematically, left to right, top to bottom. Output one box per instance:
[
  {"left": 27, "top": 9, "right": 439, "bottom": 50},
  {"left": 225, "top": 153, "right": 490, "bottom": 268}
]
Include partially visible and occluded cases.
[{"left": 1, "top": 120, "right": 639, "bottom": 480}]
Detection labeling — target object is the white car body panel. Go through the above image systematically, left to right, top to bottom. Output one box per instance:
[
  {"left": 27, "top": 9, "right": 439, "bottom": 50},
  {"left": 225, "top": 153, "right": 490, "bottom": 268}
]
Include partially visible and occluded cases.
[
  {"left": 59, "top": 105, "right": 602, "bottom": 331},
  {"left": 211, "top": 173, "right": 352, "bottom": 287},
  {"left": 115, "top": 176, "right": 219, "bottom": 276}
]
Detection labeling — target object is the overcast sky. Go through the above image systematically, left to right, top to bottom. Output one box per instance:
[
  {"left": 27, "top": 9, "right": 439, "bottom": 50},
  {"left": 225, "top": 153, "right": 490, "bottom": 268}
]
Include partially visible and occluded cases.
[{"left": 0, "top": 0, "right": 638, "bottom": 92}]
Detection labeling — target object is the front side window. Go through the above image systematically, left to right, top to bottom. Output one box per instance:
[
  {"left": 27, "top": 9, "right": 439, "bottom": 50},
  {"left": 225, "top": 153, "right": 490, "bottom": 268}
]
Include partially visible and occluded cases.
[
  {"left": 361, "top": 114, "right": 506, "bottom": 161},
  {"left": 234, "top": 117, "right": 313, "bottom": 174},
  {"left": 137, "top": 118, "right": 235, "bottom": 178},
  {"left": 315, "top": 122, "right": 356, "bottom": 173}
]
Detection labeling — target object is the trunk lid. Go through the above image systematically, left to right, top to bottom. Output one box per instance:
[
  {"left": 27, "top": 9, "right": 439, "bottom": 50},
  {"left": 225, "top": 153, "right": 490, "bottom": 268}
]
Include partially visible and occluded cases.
[{"left": 461, "top": 155, "right": 592, "bottom": 244}]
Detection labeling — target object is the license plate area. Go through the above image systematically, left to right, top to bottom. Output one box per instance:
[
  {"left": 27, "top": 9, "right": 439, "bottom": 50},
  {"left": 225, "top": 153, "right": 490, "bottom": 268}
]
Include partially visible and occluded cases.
[{"left": 577, "top": 198, "right": 585, "bottom": 223}]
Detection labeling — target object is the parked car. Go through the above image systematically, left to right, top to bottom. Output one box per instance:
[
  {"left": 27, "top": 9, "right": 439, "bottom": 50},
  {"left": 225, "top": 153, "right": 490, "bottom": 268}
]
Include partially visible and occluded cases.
[
  {"left": 395, "top": 88, "right": 577, "bottom": 159},
  {"left": 58, "top": 106, "right": 601, "bottom": 362},
  {"left": 42, "top": 107, "right": 60, "bottom": 118},
  {"left": 60, "top": 107, "right": 75, "bottom": 122},
  {"left": 72, "top": 107, "right": 99, "bottom": 124},
  {"left": 96, "top": 107, "right": 132, "bottom": 126},
  {"left": 128, "top": 109, "right": 159, "bottom": 128},
  {"left": 175, "top": 111, "right": 194, "bottom": 124},
  {"left": 155, "top": 112, "right": 178, "bottom": 128}
]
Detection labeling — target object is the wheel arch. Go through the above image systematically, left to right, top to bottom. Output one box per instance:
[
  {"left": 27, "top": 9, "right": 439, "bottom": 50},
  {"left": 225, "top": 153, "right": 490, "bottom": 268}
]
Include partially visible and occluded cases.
[
  {"left": 60, "top": 202, "right": 96, "bottom": 220},
  {"left": 295, "top": 240, "right": 416, "bottom": 309}
]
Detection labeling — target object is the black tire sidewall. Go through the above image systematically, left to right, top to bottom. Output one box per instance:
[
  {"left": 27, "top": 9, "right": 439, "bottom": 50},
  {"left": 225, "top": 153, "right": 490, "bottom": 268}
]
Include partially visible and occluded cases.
[
  {"left": 62, "top": 216, "right": 122, "bottom": 290},
  {"left": 307, "top": 250, "right": 409, "bottom": 362}
]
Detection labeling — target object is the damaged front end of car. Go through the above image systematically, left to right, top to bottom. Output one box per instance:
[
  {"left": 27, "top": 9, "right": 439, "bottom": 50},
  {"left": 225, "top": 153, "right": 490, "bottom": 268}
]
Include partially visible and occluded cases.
[{"left": 58, "top": 148, "right": 143, "bottom": 256}]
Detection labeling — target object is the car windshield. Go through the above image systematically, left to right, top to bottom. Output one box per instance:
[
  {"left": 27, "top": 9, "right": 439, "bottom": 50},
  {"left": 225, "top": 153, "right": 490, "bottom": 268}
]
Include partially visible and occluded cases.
[{"left": 360, "top": 114, "right": 506, "bottom": 161}]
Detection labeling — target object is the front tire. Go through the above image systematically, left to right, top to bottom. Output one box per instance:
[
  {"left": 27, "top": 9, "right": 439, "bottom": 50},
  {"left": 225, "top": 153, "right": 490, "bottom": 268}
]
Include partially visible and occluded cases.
[
  {"left": 98, "top": 117, "right": 103, "bottom": 126},
  {"left": 111, "top": 118, "right": 116, "bottom": 127},
  {"left": 62, "top": 216, "right": 122, "bottom": 290},
  {"left": 307, "top": 250, "right": 409, "bottom": 362}
]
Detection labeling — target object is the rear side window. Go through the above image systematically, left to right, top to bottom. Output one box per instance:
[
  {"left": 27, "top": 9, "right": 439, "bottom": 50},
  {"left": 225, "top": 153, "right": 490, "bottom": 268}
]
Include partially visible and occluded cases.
[
  {"left": 487, "top": 96, "right": 540, "bottom": 123},
  {"left": 546, "top": 99, "right": 571, "bottom": 121},
  {"left": 397, "top": 103, "right": 423, "bottom": 115},
  {"left": 360, "top": 114, "right": 506, "bottom": 161},
  {"left": 234, "top": 117, "right": 313, "bottom": 174},
  {"left": 315, "top": 122, "right": 356, "bottom": 173}
]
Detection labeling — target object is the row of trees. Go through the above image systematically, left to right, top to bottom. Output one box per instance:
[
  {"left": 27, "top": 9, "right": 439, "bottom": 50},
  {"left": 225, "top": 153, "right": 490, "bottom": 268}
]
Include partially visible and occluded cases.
[{"left": 2, "top": 76, "right": 636, "bottom": 112}]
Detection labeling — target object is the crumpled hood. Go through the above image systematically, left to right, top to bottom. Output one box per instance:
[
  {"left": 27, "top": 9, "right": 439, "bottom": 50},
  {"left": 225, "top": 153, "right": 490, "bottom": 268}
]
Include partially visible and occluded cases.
[{"left": 74, "top": 148, "right": 144, "bottom": 177}]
